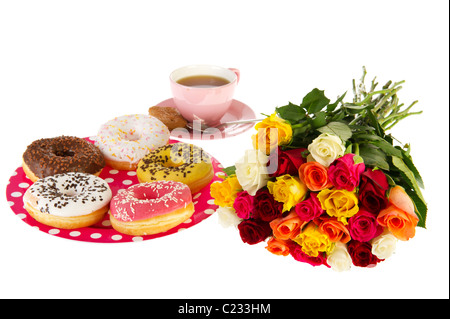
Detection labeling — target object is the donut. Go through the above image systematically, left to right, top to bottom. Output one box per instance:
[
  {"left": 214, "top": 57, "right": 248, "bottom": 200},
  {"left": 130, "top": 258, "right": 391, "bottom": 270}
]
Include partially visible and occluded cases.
[
  {"left": 148, "top": 106, "right": 187, "bottom": 130},
  {"left": 95, "top": 114, "right": 170, "bottom": 171},
  {"left": 22, "top": 136, "right": 105, "bottom": 183},
  {"left": 136, "top": 143, "right": 214, "bottom": 194},
  {"left": 23, "top": 172, "right": 112, "bottom": 229},
  {"left": 109, "top": 180, "right": 194, "bottom": 236}
]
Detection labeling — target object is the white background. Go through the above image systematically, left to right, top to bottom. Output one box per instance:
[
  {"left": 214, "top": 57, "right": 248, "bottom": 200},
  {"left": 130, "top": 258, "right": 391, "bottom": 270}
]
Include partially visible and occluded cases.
[{"left": 0, "top": 0, "right": 448, "bottom": 299}]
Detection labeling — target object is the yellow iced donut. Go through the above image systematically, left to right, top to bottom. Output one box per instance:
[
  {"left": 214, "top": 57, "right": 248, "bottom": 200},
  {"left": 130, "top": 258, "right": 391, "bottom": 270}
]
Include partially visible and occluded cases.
[{"left": 136, "top": 143, "right": 214, "bottom": 194}]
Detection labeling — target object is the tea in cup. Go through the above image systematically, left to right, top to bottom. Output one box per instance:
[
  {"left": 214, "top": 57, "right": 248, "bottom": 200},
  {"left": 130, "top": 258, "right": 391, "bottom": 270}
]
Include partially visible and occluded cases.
[{"left": 170, "top": 64, "right": 240, "bottom": 125}]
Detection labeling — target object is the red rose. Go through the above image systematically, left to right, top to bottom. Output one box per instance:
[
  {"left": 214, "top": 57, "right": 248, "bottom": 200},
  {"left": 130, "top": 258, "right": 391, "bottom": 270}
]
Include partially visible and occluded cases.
[
  {"left": 268, "top": 147, "right": 306, "bottom": 177},
  {"left": 358, "top": 168, "right": 389, "bottom": 214},
  {"left": 254, "top": 187, "right": 283, "bottom": 222},
  {"left": 233, "top": 191, "right": 256, "bottom": 219},
  {"left": 295, "top": 193, "right": 324, "bottom": 222},
  {"left": 237, "top": 219, "right": 272, "bottom": 245},
  {"left": 347, "top": 240, "right": 384, "bottom": 267},
  {"left": 290, "top": 244, "right": 330, "bottom": 268}
]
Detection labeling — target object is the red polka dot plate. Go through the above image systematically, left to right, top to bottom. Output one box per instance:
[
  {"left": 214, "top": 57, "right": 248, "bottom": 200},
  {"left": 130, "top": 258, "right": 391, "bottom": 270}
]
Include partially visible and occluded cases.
[{"left": 5, "top": 138, "right": 223, "bottom": 243}]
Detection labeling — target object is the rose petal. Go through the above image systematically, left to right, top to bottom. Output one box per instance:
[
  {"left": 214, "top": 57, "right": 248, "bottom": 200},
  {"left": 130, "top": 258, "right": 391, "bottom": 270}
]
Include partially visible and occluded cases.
[{"left": 388, "top": 186, "right": 418, "bottom": 220}]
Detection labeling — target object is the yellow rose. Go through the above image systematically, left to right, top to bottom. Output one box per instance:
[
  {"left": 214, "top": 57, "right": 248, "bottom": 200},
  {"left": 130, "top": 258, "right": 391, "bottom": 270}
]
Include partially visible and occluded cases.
[
  {"left": 252, "top": 113, "right": 293, "bottom": 154},
  {"left": 267, "top": 174, "right": 307, "bottom": 212},
  {"left": 210, "top": 175, "right": 242, "bottom": 207},
  {"left": 317, "top": 189, "right": 359, "bottom": 225},
  {"left": 294, "top": 223, "right": 334, "bottom": 257}
]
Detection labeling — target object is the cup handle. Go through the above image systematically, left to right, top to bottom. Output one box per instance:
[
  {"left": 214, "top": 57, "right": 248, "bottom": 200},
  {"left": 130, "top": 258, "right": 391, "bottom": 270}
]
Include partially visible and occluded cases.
[{"left": 228, "top": 68, "right": 240, "bottom": 84}]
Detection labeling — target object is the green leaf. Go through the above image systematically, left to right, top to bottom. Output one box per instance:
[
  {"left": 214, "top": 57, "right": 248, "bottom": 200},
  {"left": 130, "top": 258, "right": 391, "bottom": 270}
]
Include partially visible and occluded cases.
[
  {"left": 300, "top": 88, "right": 330, "bottom": 114},
  {"left": 327, "top": 91, "right": 347, "bottom": 112},
  {"left": 276, "top": 102, "right": 306, "bottom": 123},
  {"left": 366, "top": 108, "right": 384, "bottom": 137},
  {"left": 310, "top": 111, "right": 327, "bottom": 129},
  {"left": 317, "top": 121, "right": 352, "bottom": 141},
  {"left": 348, "top": 125, "right": 376, "bottom": 134},
  {"left": 353, "top": 133, "right": 403, "bottom": 158},
  {"left": 372, "top": 140, "right": 403, "bottom": 158},
  {"left": 359, "top": 144, "right": 390, "bottom": 170},
  {"left": 401, "top": 150, "right": 425, "bottom": 189},
  {"left": 353, "top": 155, "right": 364, "bottom": 164},
  {"left": 391, "top": 156, "right": 427, "bottom": 227},
  {"left": 391, "top": 156, "right": 425, "bottom": 201},
  {"left": 222, "top": 165, "right": 236, "bottom": 177},
  {"left": 384, "top": 172, "right": 397, "bottom": 187},
  {"left": 404, "top": 188, "right": 428, "bottom": 228}
]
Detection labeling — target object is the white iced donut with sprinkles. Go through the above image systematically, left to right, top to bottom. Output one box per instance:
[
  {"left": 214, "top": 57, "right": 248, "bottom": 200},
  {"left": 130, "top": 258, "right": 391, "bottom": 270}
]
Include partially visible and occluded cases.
[
  {"left": 95, "top": 114, "right": 170, "bottom": 170},
  {"left": 23, "top": 172, "right": 112, "bottom": 229}
]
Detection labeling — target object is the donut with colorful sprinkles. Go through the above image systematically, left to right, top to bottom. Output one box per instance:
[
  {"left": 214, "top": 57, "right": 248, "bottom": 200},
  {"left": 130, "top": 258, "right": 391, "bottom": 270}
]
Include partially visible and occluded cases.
[{"left": 94, "top": 114, "right": 170, "bottom": 170}]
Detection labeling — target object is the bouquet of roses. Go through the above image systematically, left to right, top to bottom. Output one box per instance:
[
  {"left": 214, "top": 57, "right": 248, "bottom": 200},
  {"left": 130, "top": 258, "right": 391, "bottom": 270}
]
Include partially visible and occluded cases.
[{"left": 210, "top": 67, "right": 426, "bottom": 271}]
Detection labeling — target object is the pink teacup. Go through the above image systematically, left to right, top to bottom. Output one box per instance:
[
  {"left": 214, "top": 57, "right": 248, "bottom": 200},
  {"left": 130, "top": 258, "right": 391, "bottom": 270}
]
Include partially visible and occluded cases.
[{"left": 170, "top": 65, "right": 240, "bottom": 125}]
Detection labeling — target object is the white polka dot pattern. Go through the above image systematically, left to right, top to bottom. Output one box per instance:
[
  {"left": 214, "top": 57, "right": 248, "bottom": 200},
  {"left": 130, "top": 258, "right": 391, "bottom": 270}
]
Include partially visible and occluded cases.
[{"left": 5, "top": 138, "right": 221, "bottom": 243}]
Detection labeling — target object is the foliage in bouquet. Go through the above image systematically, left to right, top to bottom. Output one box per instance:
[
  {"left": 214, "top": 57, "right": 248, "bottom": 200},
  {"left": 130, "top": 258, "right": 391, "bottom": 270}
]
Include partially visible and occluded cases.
[{"left": 210, "top": 68, "right": 426, "bottom": 271}]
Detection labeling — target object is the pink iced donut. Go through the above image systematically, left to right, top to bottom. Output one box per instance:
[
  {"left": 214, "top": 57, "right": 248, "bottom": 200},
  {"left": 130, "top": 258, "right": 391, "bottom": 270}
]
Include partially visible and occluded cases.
[{"left": 109, "top": 180, "right": 194, "bottom": 235}]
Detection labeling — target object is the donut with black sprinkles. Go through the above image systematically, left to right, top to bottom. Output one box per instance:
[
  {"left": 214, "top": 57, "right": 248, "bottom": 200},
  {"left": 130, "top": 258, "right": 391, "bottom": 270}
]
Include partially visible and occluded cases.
[
  {"left": 136, "top": 142, "right": 214, "bottom": 193},
  {"left": 24, "top": 172, "right": 112, "bottom": 217}
]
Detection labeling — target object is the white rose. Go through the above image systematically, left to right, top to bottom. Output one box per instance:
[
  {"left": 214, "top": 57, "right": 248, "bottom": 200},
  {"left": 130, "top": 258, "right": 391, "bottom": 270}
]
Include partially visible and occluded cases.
[
  {"left": 308, "top": 133, "right": 346, "bottom": 167},
  {"left": 235, "top": 149, "right": 270, "bottom": 196},
  {"left": 216, "top": 206, "right": 242, "bottom": 228},
  {"left": 371, "top": 231, "right": 397, "bottom": 259},
  {"left": 327, "top": 242, "right": 352, "bottom": 272}
]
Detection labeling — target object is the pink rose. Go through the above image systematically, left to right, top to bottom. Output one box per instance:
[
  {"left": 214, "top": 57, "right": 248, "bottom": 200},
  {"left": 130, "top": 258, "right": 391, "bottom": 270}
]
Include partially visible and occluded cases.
[
  {"left": 328, "top": 153, "right": 365, "bottom": 191},
  {"left": 233, "top": 191, "right": 256, "bottom": 219},
  {"left": 295, "top": 193, "right": 324, "bottom": 222},
  {"left": 348, "top": 209, "right": 384, "bottom": 242},
  {"left": 290, "top": 244, "right": 330, "bottom": 267}
]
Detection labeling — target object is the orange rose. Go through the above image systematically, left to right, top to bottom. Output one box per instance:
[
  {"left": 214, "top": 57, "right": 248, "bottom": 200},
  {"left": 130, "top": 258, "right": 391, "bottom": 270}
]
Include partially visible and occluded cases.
[
  {"left": 298, "top": 161, "right": 332, "bottom": 191},
  {"left": 377, "top": 186, "right": 419, "bottom": 241},
  {"left": 269, "top": 211, "right": 307, "bottom": 240},
  {"left": 317, "top": 217, "right": 351, "bottom": 243},
  {"left": 265, "top": 237, "right": 292, "bottom": 256}
]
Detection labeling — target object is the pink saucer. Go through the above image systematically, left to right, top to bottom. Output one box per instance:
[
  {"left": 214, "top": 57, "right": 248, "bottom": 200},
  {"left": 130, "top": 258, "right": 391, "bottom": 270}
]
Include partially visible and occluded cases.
[{"left": 156, "top": 98, "right": 256, "bottom": 140}]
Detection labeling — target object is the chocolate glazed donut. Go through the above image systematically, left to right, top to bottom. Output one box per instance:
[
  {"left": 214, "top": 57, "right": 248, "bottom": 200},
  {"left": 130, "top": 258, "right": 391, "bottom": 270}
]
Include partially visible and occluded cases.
[{"left": 22, "top": 136, "right": 105, "bottom": 182}]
